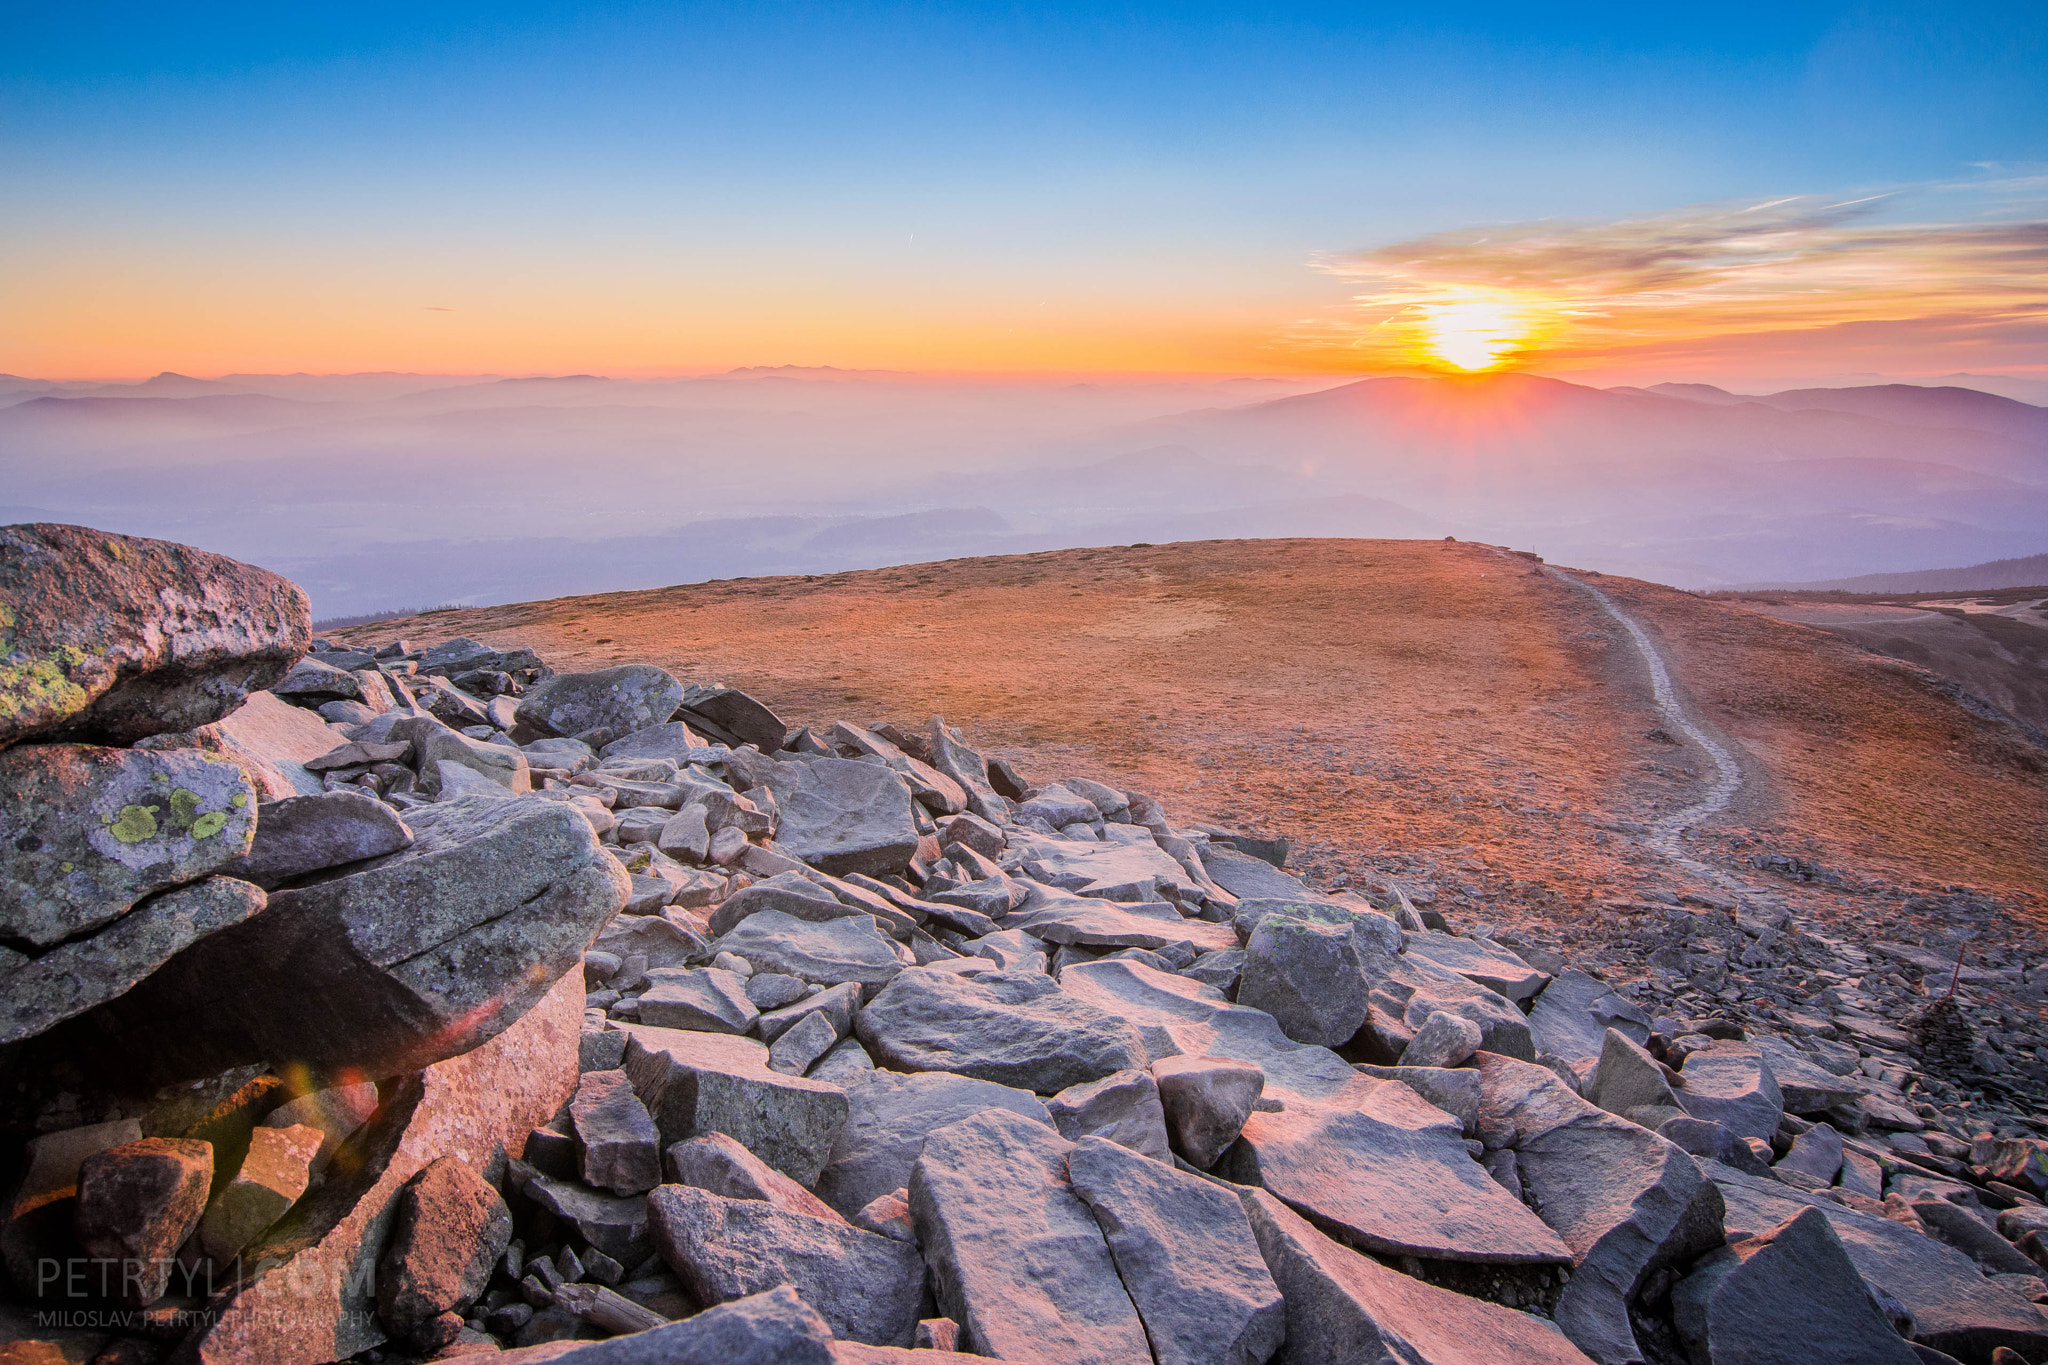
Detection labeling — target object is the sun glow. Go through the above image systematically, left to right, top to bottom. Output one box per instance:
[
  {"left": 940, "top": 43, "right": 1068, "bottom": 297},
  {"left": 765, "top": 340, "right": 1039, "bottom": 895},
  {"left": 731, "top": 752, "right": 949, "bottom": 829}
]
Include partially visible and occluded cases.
[{"left": 1415, "top": 297, "right": 1531, "bottom": 370}]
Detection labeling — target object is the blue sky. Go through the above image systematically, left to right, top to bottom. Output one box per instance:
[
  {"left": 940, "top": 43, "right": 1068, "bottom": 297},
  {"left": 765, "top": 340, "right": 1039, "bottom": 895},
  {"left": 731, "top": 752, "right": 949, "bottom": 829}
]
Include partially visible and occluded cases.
[{"left": 4, "top": 2, "right": 2043, "bottom": 378}]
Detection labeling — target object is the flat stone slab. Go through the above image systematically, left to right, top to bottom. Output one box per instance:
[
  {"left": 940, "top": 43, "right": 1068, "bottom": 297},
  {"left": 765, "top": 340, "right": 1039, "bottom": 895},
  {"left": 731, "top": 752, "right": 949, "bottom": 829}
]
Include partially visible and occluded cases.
[
  {"left": 516, "top": 665, "right": 686, "bottom": 741},
  {"left": 759, "top": 757, "right": 920, "bottom": 878},
  {"left": 1013, "top": 839, "right": 1204, "bottom": 904},
  {"left": 1006, "top": 894, "right": 1237, "bottom": 955},
  {"left": 710, "top": 910, "right": 904, "bottom": 998},
  {"left": 1402, "top": 932, "right": 1551, "bottom": 1002},
  {"left": 855, "top": 966, "right": 1147, "bottom": 1095},
  {"left": 1527, "top": 970, "right": 1653, "bottom": 1069},
  {"left": 619, "top": 1024, "right": 849, "bottom": 1187},
  {"left": 814, "top": 1068, "right": 1055, "bottom": 1218},
  {"left": 1218, "top": 1075, "right": 1573, "bottom": 1266}
]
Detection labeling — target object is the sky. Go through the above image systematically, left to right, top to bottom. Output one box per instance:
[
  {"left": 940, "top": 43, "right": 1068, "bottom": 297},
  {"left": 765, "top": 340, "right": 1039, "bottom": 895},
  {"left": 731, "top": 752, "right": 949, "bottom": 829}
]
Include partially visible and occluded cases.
[{"left": 4, "top": 1, "right": 2045, "bottom": 384}]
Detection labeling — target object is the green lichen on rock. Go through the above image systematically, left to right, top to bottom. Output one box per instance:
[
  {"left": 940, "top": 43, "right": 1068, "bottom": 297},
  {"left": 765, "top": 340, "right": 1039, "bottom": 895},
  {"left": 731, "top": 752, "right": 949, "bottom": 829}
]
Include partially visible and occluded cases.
[
  {"left": 0, "top": 646, "right": 95, "bottom": 727},
  {"left": 167, "top": 787, "right": 202, "bottom": 831},
  {"left": 109, "top": 804, "right": 161, "bottom": 844},
  {"left": 189, "top": 811, "right": 229, "bottom": 839}
]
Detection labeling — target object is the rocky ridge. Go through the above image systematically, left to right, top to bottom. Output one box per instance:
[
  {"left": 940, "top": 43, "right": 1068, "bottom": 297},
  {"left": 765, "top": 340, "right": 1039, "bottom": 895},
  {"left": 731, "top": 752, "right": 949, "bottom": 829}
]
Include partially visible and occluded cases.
[{"left": 3, "top": 524, "right": 2047, "bottom": 1365}]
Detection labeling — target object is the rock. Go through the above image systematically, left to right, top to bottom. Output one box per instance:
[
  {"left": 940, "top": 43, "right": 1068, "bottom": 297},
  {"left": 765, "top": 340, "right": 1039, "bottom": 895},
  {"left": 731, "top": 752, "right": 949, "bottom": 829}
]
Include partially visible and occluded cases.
[
  {"left": 0, "top": 523, "right": 310, "bottom": 748},
  {"left": 271, "top": 656, "right": 363, "bottom": 705},
  {"left": 517, "top": 666, "right": 687, "bottom": 741},
  {"left": 679, "top": 686, "right": 789, "bottom": 753},
  {"left": 140, "top": 689, "right": 337, "bottom": 801},
  {"left": 393, "top": 715, "right": 531, "bottom": 797},
  {"left": 924, "top": 717, "right": 1008, "bottom": 823},
  {"left": 593, "top": 721, "right": 710, "bottom": 767},
  {"left": 827, "top": 721, "right": 965, "bottom": 814},
  {"left": 0, "top": 743, "right": 257, "bottom": 946},
  {"left": 756, "top": 758, "right": 919, "bottom": 878},
  {"left": 222, "top": 789, "right": 413, "bottom": 889},
  {"left": 74, "top": 793, "right": 628, "bottom": 1087},
  {"left": 656, "top": 806, "right": 711, "bottom": 862},
  {"left": 1013, "top": 840, "right": 1208, "bottom": 907},
  {"left": 1198, "top": 843, "right": 1322, "bottom": 901},
  {"left": 707, "top": 872, "right": 856, "bottom": 937},
  {"left": 1, "top": 875, "right": 267, "bottom": 1046},
  {"left": 1008, "top": 893, "right": 1236, "bottom": 954},
  {"left": 1236, "top": 905, "right": 1371, "bottom": 1047},
  {"left": 709, "top": 911, "right": 903, "bottom": 999},
  {"left": 595, "top": 912, "right": 712, "bottom": 972},
  {"left": 1402, "top": 932, "right": 1552, "bottom": 1002},
  {"left": 1360, "top": 943, "right": 1535, "bottom": 1065},
  {"left": 637, "top": 967, "right": 760, "bottom": 1035},
  {"left": 856, "top": 967, "right": 1148, "bottom": 1094},
  {"left": 168, "top": 968, "right": 581, "bottom": 1365},
  {"left": 1528, "top": 970, "right": 1654, "bottom": 1070},
  {"left": 745, "top": 972, "right": 810, "bottom": 1010},
  {"left": 755, "top": 981, "right": 861, "bottom": 1045},
  {"left": 769, "top": 1010, "right": 841, "bottom": 1076},
  {"left": 1401, "top": 1010, "right": 1483, "bottom": 1069},
  {"left": 619, "top": 1024, "right": 849, "bottom": 1186},
  {"left": 1585, "top": 1027, "right": 1681, "bottom": 1122},
  {"left": 810, "top": 1036, "right": 875, "bottom": 1087},
  {"left": 1753, "top": 1038, "right": 1866, "bottom": 1115},
  {"left": 1677, "top": 1043, "right": 1783, "bottom": 1144},
  {"left": 1473, "top": 1052, "right": 1725, "bottom": 1365},
  {"left": 1153, "top": 1056, "right": 1265, "bottom": 1168},
  {"left": 1352, "top": 1064, "right": 1482, "bottom": 1136},
  {"left": 815, "top": 1068, "right": 1055, "bottom": 1218},
  {"left": 1046, "top": 1070, "right": 1171, "bottom": 1159},
  {"left": 570, "top": 1071, "right": 662, "bottom": 1196},
  {"left": 1218, "top": 1074, "right": 1573, "bottom": 1266},
  {"left": 261, "top": 1080, "right": 382, "bottom": 1165},
  {"left": 909, "top": 1108, "right": 1149, "bottom": 1363},
  {"left": 0, "top": 1117, "right": 142, "bottom": 1297},
  {"left": 197, "top": 1122, "right": 323, "bottom": 1264},
  {"left": 1775, "top": 1122, "right": 1845, "bottom": 1184},
  {"left": 666, "top": 1132, "right": 846, "bottom": 1223},
  {"left": 1065, "top": 1134, "right": 1284, "bottom": 1365},
  {"left": 73, "top": 1137, "right": 213, "bottom": 1306},
  {"left": 1983, "top": 1139, "right": 2048, "bottom": 1199},
  {"left": 377, "top": 1156, "right": 515, "bottom": 1341},
  {"left": 1711, "top": 1158, "right": 2048, "bottom": 1361},
  {"left": 519, "top": 1170, "right": 652, "bottom": 1265},
  {"left": 647, "top": 1183, "right": 925, "bottom": 1346},
  {"left": 1235, "top": 1183, "right": 1597, "bottom": 1365},
  {"left": 855, "top": 1191, "right": 916, "bottom": 1242},
  {"left": 1913, "top": 1199, "right": 2045, "bottom": 1276},
  {"left": 1671, "top": 1206, "right": 1919, "bottom": 1365},
  {"left": 491, "top": 1285, "right": 835, "bottom": 1364}
]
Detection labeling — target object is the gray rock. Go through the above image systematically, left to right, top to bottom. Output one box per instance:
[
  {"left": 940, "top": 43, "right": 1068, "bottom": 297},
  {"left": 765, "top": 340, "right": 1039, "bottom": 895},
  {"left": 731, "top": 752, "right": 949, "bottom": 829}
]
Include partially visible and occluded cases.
[
  {"left": 0, "top": 523, "right": 309, "bottom": 748},
  {"left": 272, "top": 656, "right": 363, "bottom": 704},
  {"left": 518, "top": 665, "right": 687, "bottom": 741},
  {"left": 680, "top": 686, "right": 789, "bottom": 753},
  {"left": 393, "top": 714, "right": 531, "bottom": 796},
  {"left": 924, "top": 718, "right": 1008, "bottom": 824},
  {"left": 827, "top": 720, "right": 965, "bottom": 814},
  {"left": 599, "top": 722, "right": 716, "bottom": 765},
  {"left": 0, "top": 743, "right": 257, "bottom": 946},
  {"left": 759, "top": 758, "right": 919, "bottom": 878},
  {"left": 222, "top": 789, "right": 412, "bottom": 889},
  {"left": 77, "top": 793, "right": 628, "bottom": 1086},
  {"left": 656, "top": 806, "right": 712, "bottom": 862},
  {"left": 1014, "top": 839, "right": 1207, "bottom": 906},
  {"left": 1198, "top": 843, "right": 1323, "bottom": 901},
  {"left": 708, "top": 872, "right": 856, "bottom": 937},
  {"left": 0, "top": 875, "right": 266, "bottom": 1046},
  {"left": 1009, "top": 893, "right": 1237, "bottom": 954},
  {"left": 1236, "top": 904, "right": 1371, "bottom": 1047},
  {"left": 710, "top": 911, "right": 903, "bottom": 998},
  {"left": 595, "top": 912, "right": 713, "bottom": 971},
  {"left": 1403, "top": 932, "right": 1552, "bottom": 1002},
  {"left": 1361, "top": 944, "right": 1535, "bottom": 1064},
  {"left": 1184, "top": 947, "right": 1245, "bottom": 995},
  {"left": 856, "top": 966, "right": 1147, "bottom": 1094},
  {"left": 638, "top": 967, "right": 760, "bottom": 1035},
  {"left": 1528, "top": 970, "right": 1654, "bottom": 1070},
  {"left": 745, "top": 972, "right": 811, "bottom": 1010},
  {"left": 755, "top": 981, "right": 861, "bottom": 1044},
  {"left": 1401, "top": 1009, "right": 1483, "bottom": 1069},
  {"left": 770, "top": 1010, "right": 841, "bottom": 1076},
  {"left": 620, "top": 1024, "right": 849, "bottom": 1186},
  {"left": 1585, "top": 1027, "right": 1682, "bottom": 1121},
  {"left": 809, "top": 1036, "right": 875, "bottom": 1087},
  {"left": 1753, "top": 1037, "right": 1866, "bottom": 1115},
  {"left": 1677, "top": 1043, "right": 1783, "bottom": 1144},
  {"left": 1473, "top": 1053, "right": 1726, "bottom": 1365},
  {"left": 1154, "top": 1055, "right": 1265, "bottom": 1167},
  {"left": 1352, "top": 1064, "right": 1482, "bottom": 1136},
  {"left": 815, "top": 1068, "right": 1054, "bottom": 1218},
  {"left": 1047, "top": 1069, "right": 1171, "bottom": 1158},
  {"left": 571, "top": 1070, "right": 663, "bottom": 1195},
  {"left": 1218, "top": 1074, "right": 1573, "bottom": 1266},
  {"left": 910, "top": 1108, "right": 1149, "bottom": 1362},
  {"left": 1656, "top": 1116, "right": 1773, "bottom": 1177},
  {"left": 1775, "top": 1122, "right": 1845, "bottom": 1183},
  {"left": 666, "top": 1131, "right": 847, "bottom": 1223},
  {"left": 1066, "top": 1135, "right": 1284, "bottom": 1365},
  {"left": 74, "top": 1136, "right": 213, "bottom": 1306},
  {"left": 378, "top": 1155, "right": 514, "bottom": 1339},
  {"left": 520, "top": 1170, "right": 654, "bottom": 1265},
  {"left": 648, "top": 1183, "right": 925, "bottom": 1345},
  {"left": 1235, "top": 1183, "right": 1598, "bottom": 1365},
  {"left": 855, "top": 1190, "right": 916, "bottom": 1242},
  {"left": 1913, "top": 1198, "right": 2044, "bottom": 1276},
  {"left": 1671, "top": 1205, "right": 1919, "bottom": 1365},
  {"left": 493, "top": 1284, "right": 836, "bottom": 1364}
]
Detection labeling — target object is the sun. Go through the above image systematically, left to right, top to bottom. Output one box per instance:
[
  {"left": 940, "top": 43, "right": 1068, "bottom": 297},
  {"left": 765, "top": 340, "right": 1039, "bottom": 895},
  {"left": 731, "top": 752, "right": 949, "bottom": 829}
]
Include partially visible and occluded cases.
[{"left": 1415, "top": 296, "right": 1531, "bottom": 371}]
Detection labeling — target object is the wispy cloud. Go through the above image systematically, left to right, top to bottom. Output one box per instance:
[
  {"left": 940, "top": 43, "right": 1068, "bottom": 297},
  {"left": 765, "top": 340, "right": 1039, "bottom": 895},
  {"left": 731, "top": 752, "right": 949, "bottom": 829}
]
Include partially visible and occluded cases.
[{"left": 1299, "top": 174, "right": 2048, "bottom": 377}]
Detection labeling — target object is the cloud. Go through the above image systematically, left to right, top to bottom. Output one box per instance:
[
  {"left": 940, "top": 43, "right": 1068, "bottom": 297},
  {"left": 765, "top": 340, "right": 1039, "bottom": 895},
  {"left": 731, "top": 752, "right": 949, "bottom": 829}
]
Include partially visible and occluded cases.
[
  {"left": 1299, "top": 175, "right": 2048, "bottom": 376},
  {"left": 424, "top": 306, "right": 454, "bottom": 312}
]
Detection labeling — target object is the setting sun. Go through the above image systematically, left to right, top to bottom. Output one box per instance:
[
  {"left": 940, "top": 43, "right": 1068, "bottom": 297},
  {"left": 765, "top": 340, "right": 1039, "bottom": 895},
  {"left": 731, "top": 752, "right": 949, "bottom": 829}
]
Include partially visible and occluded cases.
[{"left": 1416, "top": 297, "right": 1530, "bottom": 370}]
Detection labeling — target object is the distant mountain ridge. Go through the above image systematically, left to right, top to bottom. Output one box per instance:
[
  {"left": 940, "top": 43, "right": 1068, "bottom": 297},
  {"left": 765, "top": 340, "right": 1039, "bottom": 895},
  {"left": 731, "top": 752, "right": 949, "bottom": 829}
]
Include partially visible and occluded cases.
[{"left": 1737, "top": 552, "right": 2048, "bottom": 594}]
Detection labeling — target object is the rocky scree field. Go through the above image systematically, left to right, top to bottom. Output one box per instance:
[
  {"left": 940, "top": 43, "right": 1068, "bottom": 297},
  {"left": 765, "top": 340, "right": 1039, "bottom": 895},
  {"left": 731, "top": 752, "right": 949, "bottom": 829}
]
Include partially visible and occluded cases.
[{"left": 1, "top": 523, "right": 2046, "bottom": 1365}]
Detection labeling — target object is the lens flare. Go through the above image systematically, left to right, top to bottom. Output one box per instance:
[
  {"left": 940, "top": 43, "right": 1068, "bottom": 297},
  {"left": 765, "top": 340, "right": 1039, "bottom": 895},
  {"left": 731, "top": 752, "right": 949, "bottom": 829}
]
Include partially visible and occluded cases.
[{"left": 1415, "top": 297, "right": 1530, "bottom": 370}]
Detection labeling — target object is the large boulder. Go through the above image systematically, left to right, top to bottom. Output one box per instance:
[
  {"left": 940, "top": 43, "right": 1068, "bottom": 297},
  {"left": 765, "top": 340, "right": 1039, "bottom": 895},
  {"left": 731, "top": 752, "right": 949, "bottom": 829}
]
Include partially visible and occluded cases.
[
  {"left": 0, "top": 523, "right": 309, "bottom": 749},
  {"left": 517, "top": 665, "right": 686, "bottom": 740},
  {"left": 680, "top": 685, "right": 789, "bottom": 753},
  {"left": 140, "top": 689, "right": 337, "bottom": 800},
  {"left": 390, "top": 714, "right": 530, "bottom": 797},
  {"left": 0, "top": 743, "right": 256, "bottom": 946},
  {"left": 758, "top": 758, "right": 919, "bottom": 877},
  {"left": 222, "top": 789, "right": 413, "bottom": 890},
  {"left": 71, "top": 793, "right": 628, "bottom": 1086},
  {"left": 1, "top": 876, "right": 266, "bottom": 1046},
  {"left": 1009, "top": 893, "right": 1237, "bottom": 955},
  {"left": 1237, "top": 905, "right": 1372, "bottom": 1047},
  {"left": 709, "top": 911, "right": 904, "bottom": 998},
  {"left": 1402, "top": 932, "right": 1551, "bottom": 1001},
  {"left": 856, "top": 967, "right": 1148, "bottom": 1094},
  {"left": 171, "top": 969, "right": 582, "bottom": 1365},
  {"left": 1528, "top": 970, "right": 1653, "bottom": 1071},
  {"left": 619, "top": 1024, "right": 849, "bottom": 1187},
  {"left": 1676, "top": 1042, "right": 1784, "bottom": 1144},
  {"left": 1473, "top": 1052, "right": 1726, "bottom": 1365},
  {"left": 814, "top": 1069, "right": 1054, "bottom": 1218},
  {"left": 1217, "top": 1074, "right": 1573, "bottom": 1267},
  {"left": 909, "top": 1108, "right": 1150, "bottom": 1363},
  {"left": 1065, "top": 1134, "right": 1285, "bottom": 1365},
  {"left": 74, "top": 1137, "right": 214, "bottom": 1307},
  {"left": 376, "top": 1156, "right": 514, "bottom": 1342},
  {"left": 647, "top": 1183, "right": 926, "bottom": 1346},
  {"left": 1235, "top": 1183, "right": 1597, "bottom": 1365},
  {"left": 492, "top": 1285, "right": 835, "bottom": 1365}
]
